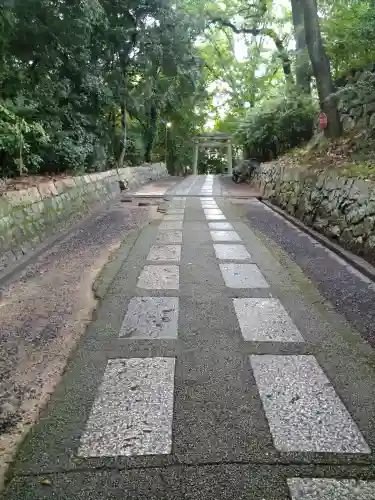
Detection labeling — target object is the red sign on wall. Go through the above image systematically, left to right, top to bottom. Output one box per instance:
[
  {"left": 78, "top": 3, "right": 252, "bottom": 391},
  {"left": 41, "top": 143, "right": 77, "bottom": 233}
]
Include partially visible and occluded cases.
[{"left": 319, "top": 111, "right": 328, "bottom": 129}]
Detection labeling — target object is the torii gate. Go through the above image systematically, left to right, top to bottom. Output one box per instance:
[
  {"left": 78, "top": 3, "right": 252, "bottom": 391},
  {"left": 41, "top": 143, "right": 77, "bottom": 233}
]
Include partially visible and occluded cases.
[{"left": 192, "top": 133, "right": 233, "bottom": 176}]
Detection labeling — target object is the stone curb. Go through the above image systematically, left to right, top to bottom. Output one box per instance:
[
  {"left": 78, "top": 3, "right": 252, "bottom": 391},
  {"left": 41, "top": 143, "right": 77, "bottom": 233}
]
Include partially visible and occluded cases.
[
  {"left": 262, "top": 199, "right": 375, "bottom": 283},
  {"left": 92, "top": 227, "right": 143, "bottom": 300}
]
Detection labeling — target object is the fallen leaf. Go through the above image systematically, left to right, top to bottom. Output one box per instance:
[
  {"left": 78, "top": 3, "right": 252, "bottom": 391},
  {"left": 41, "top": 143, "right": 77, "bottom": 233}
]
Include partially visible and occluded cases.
[{"left": 39, "top": 479, "right": 52, "bottom": 486}]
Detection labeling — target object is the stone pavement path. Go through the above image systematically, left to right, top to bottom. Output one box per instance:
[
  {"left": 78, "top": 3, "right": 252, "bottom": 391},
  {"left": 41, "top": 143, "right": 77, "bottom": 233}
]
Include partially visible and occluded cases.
[{"left": 3, "top": 175, "right": 375, "bottom": 499}]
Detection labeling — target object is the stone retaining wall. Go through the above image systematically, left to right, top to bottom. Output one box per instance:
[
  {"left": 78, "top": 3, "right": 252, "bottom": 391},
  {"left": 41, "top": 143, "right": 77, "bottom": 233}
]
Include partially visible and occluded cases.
[
  {"left": 335, "top": 65, "right": 375, "bottom": 132},
  {"left": 0, "top": 163, "right": 167, "bottom": 272},
  {"left": 254, "top": 164, "right": 375, "bottom": 264}
]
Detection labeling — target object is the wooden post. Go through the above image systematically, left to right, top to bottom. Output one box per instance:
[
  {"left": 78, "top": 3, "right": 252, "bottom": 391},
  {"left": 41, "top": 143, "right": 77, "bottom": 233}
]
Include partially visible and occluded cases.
[{"left": 193, "top": 143, "right": 198, "bottom": 175}]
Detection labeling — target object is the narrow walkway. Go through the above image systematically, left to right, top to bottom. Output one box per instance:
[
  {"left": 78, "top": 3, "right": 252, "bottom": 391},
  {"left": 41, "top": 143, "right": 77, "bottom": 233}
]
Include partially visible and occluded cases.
[{"left": 4, "top": 176, "right": 375, "bottom": 499}]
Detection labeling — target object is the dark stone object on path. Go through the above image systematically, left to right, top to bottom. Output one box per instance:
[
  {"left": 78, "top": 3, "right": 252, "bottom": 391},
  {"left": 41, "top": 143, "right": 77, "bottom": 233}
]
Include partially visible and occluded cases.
[{"left": 118, "top": 179, "right": 128, "bottom": 191}]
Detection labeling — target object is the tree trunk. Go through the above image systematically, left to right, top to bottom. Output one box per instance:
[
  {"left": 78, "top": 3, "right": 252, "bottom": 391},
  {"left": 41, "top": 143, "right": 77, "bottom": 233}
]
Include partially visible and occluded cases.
[
  {"left": 290, "top": 0, "right": 311, "bottom": 93},
  {"left": 301, "top": 0, "right": 342, "bottom": 137},
  {"left": 117, "top": 102, "right": 127, "bottom": 168},
  {"left": 144, "top": 104, "right": 157, "bottom": 163}
]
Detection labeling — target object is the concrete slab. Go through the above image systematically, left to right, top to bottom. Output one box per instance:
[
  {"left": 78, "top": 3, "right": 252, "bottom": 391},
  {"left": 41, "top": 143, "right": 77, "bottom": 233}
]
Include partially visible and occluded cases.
[
  {"left": 204, "top": 209, "right": 223, "bottom": 216},
  {"left": 164, "top": 214, "right": 184, "bottom": 221},
  {"left": 206, "top": 214, "right": 226, "bottom": 220},
  {"left": 159, "top": 221, "right": 183, "bottom": 230},
  {"left": 209, "top": 222, "right": 234, "bottom": 231},
  {"left": 156, "top": 231, "right": 183, "bottom": 244},
  {"left": 211, "top": 231, "right": 242, "bottom": 242},
  {"left": 213, "top": 244, "right": 252, "bottom": 261},
  {"left": 147, "top": 245, "right": 181, "bottom": 262},
  {"left": 220, "top": 263, "right": 270, "bottom": 288},
  {"left": 137, "top": 265, "right": 179, "bottom": 289},
  {"left": 119, "top": 297, "right": 179, "bottom": 339},
  {"left": 233, "top": 298, "right": 304, "bottom": 342},
  {"left": 250, "top": 355, "right": 370, "bottom": 453},
  {"left": 78, "top": 357, "right": 175, "bottom": 457}
]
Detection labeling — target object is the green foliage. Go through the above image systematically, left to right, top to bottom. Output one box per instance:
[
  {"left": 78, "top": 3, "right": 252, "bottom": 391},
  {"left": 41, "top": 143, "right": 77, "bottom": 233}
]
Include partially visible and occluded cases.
[
  {"left": 0, "top": 0, "right": 208, "bottom": 177},
  {"left": 3, "top": 0, "right": 373, "bottom": 177},
  {"left": 322, "top": 0, "right": 375, "bottom": 76},
  {"left": 236, "top": 89, "right": 317, "bottom": 160},
  {"left": 0, "top": 99, "right": 49, "bottom": 176},
  {"left": 199, "top": 152, "right": 227, "bottom": 174}
]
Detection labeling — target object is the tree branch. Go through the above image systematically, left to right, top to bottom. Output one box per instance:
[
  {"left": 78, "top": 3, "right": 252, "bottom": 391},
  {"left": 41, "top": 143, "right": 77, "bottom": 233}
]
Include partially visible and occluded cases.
[
  {"left": 209, "top": 18, "right": 293, "bottom": 80},
  {"left": 204, "top": 62, "right": 222, "bottom": 82}
]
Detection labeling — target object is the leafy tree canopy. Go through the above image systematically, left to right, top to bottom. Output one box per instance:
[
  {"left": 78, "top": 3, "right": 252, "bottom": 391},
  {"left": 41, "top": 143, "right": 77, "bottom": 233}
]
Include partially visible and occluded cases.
[{"left": 1, "top": 0, "right": 373, "bottom": 176}]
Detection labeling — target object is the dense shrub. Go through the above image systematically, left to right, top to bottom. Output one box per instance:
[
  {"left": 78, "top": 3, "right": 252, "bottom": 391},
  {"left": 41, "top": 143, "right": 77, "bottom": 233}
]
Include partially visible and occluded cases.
[
  {"left": 236, "top": 90, "right": 317, "bottom": 161},
  {"left": 0, "top": 99, "right": 50, "bottom": 176}
]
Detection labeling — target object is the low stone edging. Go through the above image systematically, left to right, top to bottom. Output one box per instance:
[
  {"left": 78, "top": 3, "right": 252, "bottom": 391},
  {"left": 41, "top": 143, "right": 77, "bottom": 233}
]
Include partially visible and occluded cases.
[
  {"left": 0, "top": 163, "right": 167, "bottom": 272},
  {"left": 254, "top": 164, "right": 375, "bottom": 265}
]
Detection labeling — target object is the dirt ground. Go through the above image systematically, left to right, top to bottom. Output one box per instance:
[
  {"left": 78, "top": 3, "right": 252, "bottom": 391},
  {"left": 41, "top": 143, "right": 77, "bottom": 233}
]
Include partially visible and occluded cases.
[
  {"left": 0, "top": 173, "right": 76, "bottom": 193},
  {"left": 0, "top": 198, "right": 158, "bottom": 488}
]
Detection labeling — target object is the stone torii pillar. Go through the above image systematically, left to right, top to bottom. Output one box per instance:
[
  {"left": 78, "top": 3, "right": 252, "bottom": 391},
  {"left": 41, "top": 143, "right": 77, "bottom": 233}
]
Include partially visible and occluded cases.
[
  {"left": 227, "top": 141, "right": 232, "bottom": 176},
  {"left": 192, "top": 143, "right": 198, "bottom": 175}
]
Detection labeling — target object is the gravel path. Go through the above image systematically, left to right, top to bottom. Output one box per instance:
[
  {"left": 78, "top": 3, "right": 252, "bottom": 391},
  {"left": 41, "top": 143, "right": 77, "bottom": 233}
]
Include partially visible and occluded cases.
[
  {"left": 0, "top": 199, "right": 155, "bottom": 485},
  {"left": 244, "top": 200, "right": 375, "bottom": 346}
]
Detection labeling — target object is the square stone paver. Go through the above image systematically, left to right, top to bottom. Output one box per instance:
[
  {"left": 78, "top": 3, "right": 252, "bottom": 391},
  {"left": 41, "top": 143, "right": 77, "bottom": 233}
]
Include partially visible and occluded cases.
[
  {"left": 167, "top": 209, "right": 184, "bottom": 214},
  {"left": 204, "top": 209, "right": 223, "bottom": 216},
  {"left": 164, "top": 214, "right": 184, "bottom": 221},
  {"left": 205, "top": 214, "right": 226, "bottom": 220},
  {"left": 159, "top": 221, "right": 183, "bottom": 230},
  {"left": 209, "top": 222, "right": 233, "bottom": 230},
  {"left": 211, "top": 230, "right": 242, "bottom": 242},
  {"left": 156, "top": 231, "right": 182, "bottom": 244},
  {"left": 213, "top": 244, "right": 251, "bottom": 261},
  {"left": 147, "top": 245, "right": 181, "bottom": 262},
  {"left": 219, "top": 263, "right": 269, "bottom": 288},
  {"left": 137, "top": 265, "right": 179, "bottom": 289},
  {"left": 119, "top": 297, "right": 179, "bottom": 339},
  {"left": 233, "top": 298, "right": 304, "bottom": 341},
  {"left": 251, "top": 355, "right": 370, "bottom": 453},
  {"left": 78, "top": 358, "right": 175, "bottom": 457}
]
